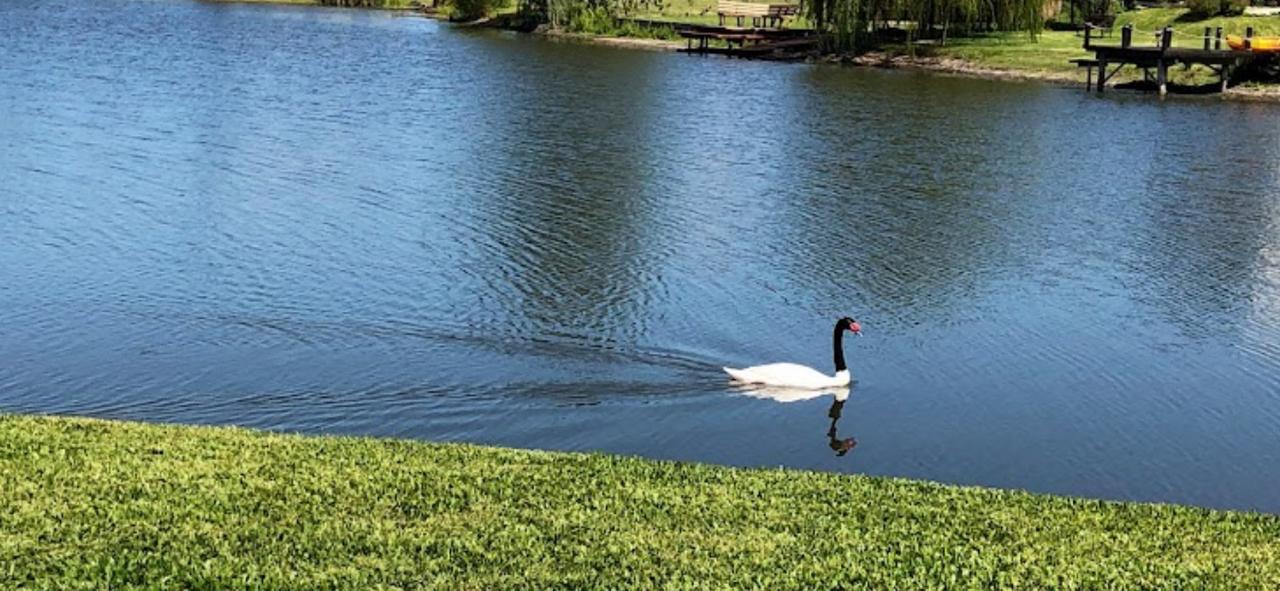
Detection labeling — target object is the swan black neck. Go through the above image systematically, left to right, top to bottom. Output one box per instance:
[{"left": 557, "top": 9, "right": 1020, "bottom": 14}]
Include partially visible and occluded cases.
[{"left": 832, "top": 322, "right": 847, "bottom": 372}]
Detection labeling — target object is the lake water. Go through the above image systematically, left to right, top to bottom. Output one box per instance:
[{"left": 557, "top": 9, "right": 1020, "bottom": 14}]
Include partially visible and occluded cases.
[{"left": 4, "top": 0, "right": 1280, "bottom": 513}]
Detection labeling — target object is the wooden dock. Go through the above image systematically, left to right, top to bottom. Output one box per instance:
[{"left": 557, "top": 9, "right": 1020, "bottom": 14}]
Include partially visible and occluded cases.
[
  {"left": 676, "top": 24, "right": 818, "bottom": 59},
  {"left": 1075, "top": 24, "right": 1253, "bottom": 95}
]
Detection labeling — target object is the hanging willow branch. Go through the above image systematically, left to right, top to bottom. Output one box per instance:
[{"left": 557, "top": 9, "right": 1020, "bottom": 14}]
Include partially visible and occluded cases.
[{"left": 801, "top": 0, "right": 1044, "bottom": 51}]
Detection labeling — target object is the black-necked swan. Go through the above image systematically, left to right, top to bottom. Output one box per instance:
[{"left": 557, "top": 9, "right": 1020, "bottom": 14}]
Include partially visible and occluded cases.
[{"left": 723, "top": 317, "right": 861, "bottom": 389}]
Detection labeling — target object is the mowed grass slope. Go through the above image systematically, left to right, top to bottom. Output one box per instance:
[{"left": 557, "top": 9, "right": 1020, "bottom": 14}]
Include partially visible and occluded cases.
[
  {"left": 1115, "top": 7, "right": 1280, "bottom": 40},
  {"left": 887, "top": 9, "right": 1280, "bottom": 82},
  {"left": 905, "top": 30, "right": 1090, "bottom": 77},
  {"left": 2, "top": 415, "right": 1279, "bottom": 589}
]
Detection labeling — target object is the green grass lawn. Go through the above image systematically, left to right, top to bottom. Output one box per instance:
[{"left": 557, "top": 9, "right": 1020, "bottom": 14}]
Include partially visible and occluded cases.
[
  {"left": 631, "top": 0, "right": 719, "bottom": 23},
  {"left": 1115, "top": 7, "right": 1280, "bottom": 40},
  {"left": 881, "top": 8, "right": 1280, "bottom": 86},
  {"left": 894, "top": 30, "right": 1089, "bottom": 77},
  {"left": 3, "top": 415, "right": 1279, "bottom": 589}
]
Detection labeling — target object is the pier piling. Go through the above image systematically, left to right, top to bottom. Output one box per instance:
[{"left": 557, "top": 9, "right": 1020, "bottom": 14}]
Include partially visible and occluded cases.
[{"left": 1074, "top": 23, "right": 1250, "bottom": 96}]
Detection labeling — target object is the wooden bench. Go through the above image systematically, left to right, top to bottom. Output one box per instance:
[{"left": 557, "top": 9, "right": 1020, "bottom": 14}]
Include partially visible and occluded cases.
[
  {"left": 717, "top": 1, "right": 799, "bottom": 28},
  {"left": 718, "top": 1, "right": 769, "bottom": 27},
  {"left": 766, "top": 4, "right": 800, "bottom": 27}
]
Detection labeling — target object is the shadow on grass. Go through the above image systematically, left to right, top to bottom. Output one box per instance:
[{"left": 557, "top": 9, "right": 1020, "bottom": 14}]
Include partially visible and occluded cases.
[{"left": 1173, "top": 12, "right": 1218, "bottom": 23}]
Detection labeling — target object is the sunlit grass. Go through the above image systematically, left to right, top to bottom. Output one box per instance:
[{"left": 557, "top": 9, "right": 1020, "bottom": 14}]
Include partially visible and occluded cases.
[
  {"left": 627, "top": 0, "right": 815, "bottom": 28},
  {"left": 1115, "top": 7, "right": 1280, "bottom": 39},
  {"left": 881, "top": 9, "right": 1280, "bottom": 87},
  {"left": 887, "top": 30, "right": 1090, "bottom": 77},
  {"left": 3, "top": 415, "right": 1279, "bottom": 588}
]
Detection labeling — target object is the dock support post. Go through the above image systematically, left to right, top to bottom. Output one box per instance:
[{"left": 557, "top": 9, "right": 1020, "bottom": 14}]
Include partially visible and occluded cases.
[
  {"left": 1084, "top": 23, "right": 1093, "bottom": 50},
  {"left": 1122, "top": 24, "right": 1132, "bottom": 48},
  {"left": 1247, "top": 26, "right": 1254, "bottom": 50},
  {"left": 1159, "top": 27, "right": 1171, "bottom": 96},
  {"left": 1204, "top": 27, "right": 1212, "bottom": 51},
  {"left": 1215, "top": 27, "right": 1223, "bottom": 50},
  {"left": 1157, "top": 58, "right": 1167, "bottom": 96},
  {"left": 1097, "top": 61, "right": 1107, "bottom": 92}
]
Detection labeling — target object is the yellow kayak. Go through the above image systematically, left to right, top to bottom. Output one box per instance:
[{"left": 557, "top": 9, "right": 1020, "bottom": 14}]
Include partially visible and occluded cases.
[{"left": 1226, "top": 34, "right": 1280, "bottom": 53}]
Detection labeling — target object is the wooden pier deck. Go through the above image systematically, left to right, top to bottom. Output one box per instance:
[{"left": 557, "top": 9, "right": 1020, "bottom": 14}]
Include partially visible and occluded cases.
[
  {"left": 677, "top": 24, "right": 818, "bottom": 59},
  {"left": 1076, "top": 24, "right": 1253, "bottom": 95}
]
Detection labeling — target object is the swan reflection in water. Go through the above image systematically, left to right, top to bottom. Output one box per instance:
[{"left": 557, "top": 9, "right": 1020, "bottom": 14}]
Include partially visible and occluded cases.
[
  {"left": 733, "top": 385, "right": 857, "bottom": 457},
  {"left": 825, "top": 392, "right": 857, "bottom": 456}
]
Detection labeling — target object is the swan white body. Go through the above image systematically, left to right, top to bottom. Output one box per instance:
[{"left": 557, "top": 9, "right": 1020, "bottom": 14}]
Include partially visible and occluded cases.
[
  {"left": 724, "top": 317, "right": 860, "bottom": 390},
  {"left": 724, "top": 364, "right": 850, "bottom": 389}
]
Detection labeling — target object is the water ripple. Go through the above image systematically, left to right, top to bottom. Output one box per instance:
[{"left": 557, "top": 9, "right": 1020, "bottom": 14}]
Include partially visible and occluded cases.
[{"left": 4, "top": 0, "right": 1280, "bottom": 512}]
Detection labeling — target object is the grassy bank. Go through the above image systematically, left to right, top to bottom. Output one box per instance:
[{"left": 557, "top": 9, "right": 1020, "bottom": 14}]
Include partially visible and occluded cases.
[
  {"left": 207, "top": 0, "right": 1280, "bottom": 94},
  {"left": 563, "top": 6, "right": 1280, "bottom": 96},
  {"left": 869, "top": 30, "right": 1087, "bottom": 81},
  {"left": 3, "top": 415, "right": 1279, "bottom": 588}
]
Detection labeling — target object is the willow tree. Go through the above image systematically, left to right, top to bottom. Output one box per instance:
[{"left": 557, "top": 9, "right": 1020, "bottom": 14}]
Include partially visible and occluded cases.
[{"left": 802, "top": 0, "right": 1045, "bottom": 51}]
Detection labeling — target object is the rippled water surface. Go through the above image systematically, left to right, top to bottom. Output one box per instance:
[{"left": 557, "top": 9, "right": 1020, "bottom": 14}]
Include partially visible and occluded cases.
[{"left": 5, "top": 0, "right": 1280, "bottom": 512}]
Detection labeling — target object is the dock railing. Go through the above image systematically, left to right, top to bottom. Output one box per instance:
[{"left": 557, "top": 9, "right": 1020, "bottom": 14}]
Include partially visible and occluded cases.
[{"left": 1078, "top": 22, "right": 1254, "bottom": 95}]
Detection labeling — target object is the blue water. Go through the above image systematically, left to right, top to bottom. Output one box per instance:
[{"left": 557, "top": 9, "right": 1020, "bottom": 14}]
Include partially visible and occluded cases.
[{"left": 3, "top": 0, "right": 1280, "bottom": 512}]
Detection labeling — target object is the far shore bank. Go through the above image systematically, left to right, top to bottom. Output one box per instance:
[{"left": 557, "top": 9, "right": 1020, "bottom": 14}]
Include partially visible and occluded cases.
[
  {"left": 204, "top": 0, "right": 1280, "bottom": 101},
  {"left": 204, "top": 0, "right": 419, "bottom": 9},
  {"left": 542, "top": 29, "right": 1280, "bottom": 101},
  {"left": 839, "top": 51, "right": 1280, "bottom": 101},
  {"left": 4, "top": 414, "right": 1279, "bottom": 587}
]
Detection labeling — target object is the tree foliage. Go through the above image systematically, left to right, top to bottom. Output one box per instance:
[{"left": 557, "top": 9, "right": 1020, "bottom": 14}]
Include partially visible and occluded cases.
[
  {"left": 518, "top": 0, "right": 662, "bottom": 29},
  {"left": 803, "top": 0, "right": 1046, "bottom": 51},
  {"left": 1185, "top": 0, "right": 1247, "bottom": 18}
]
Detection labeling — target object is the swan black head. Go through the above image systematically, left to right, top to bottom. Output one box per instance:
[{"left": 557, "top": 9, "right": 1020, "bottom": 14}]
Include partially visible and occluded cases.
[{"left": 836, "top": 317, "right": 862, "bottom": 336}]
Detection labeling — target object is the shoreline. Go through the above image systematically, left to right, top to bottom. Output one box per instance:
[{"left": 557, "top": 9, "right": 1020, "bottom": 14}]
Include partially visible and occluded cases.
[
  {"left": 203, "top": 0, "right": 1280, "bottom": 101},
  {"left": 203, "top": 0, "right": 421, "bottom": 9},
  {"left": 537, "top": 29, "right": 687, "bottom": 51},
  {"left": 551, "top": 30, "right": 1280, "bottom": 101},
  {"left": 838, "top": 50, "right": 1079, "bottom": 85},
  {"left": 833, "top": 51, "right": 1280, "bottom": 101},
  {"left": 4, "top": 414, "right": 1279, "bottom": 587}
]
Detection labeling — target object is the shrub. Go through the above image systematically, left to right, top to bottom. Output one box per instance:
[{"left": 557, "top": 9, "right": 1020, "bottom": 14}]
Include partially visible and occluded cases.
[
  {"left": 450, "top": 0, "right": 511, "bottom": 21},
  {"left": 527, "top": 0, "right": 664, "bottom": 30},
  {"left": 1185, "top": 0, "right": 1246, "bottom": 18},
  {"left": 1185, "top": 0, "right": 1214, "bottom": 17},
  {"left": 1223, "top": 0, "right": 1248, "bottom": 16},
  {"left": 569, "top": 6, "right": 617, "bottom": 32},
  {"left": 554, "top": 7, "right": 673, "bottom": 36}
]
